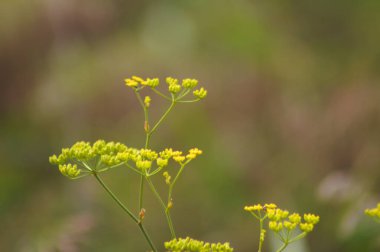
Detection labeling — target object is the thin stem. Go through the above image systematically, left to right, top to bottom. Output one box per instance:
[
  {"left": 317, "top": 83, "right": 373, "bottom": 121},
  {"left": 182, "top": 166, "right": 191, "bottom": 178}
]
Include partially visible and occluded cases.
[
  {"left": 151, "top": 88, "right": 172, "bottom": 101},
  {"left": 176, "top": 89, "right": 191, "bottom": 100},
  {"left": 134, "top": 90, "right": 149, "bottom": 211},
  {"left": 149, "top": 99, "right": 176, "bottom": 135},
  {"left": 176, "top": 99, "right": 200, "bottom": 103},
  {"left": 124, "top": 163, "right": 144, "bottom": 176},
  {"left": 168, "top": 163, "right": 186, "bottom": 201},
  {"left": 147, "top": 165, "right": 165, "bottom": 177},
  {"left": 93, "top": 173, "right": 157, "bottom": 251},
  {"left": 93, "top": 173, "right": 138, "bottom": 221},
  {"left": 139, "top": 175, "right": 144, "bottom": 210},
  {"left": 146, "top": 177, "right": 176, "bottom": 238},
  {"left": 146, "top": 177, "right": 166, "bottom": 208},
  {"left": 165, "top": 207, "right": 176, "bottom": 239},
  {"left": 258, "top": 218, "right": 264, "bottom": 252},
  {"left": 288, "top": 232, "right": 307, "bottom": 243},
  {"left": 276, "top": 241, "right": 289, "bottom": 252}
]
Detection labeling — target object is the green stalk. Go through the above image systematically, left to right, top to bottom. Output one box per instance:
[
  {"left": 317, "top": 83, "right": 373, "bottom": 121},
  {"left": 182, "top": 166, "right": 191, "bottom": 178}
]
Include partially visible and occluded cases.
[
  {"left": 134, "top": 89, "right": 179, "bottom": 240},
  {"left": 135, "top": 91, "right": 149, "bottom": 211},
  {"left": 149, "top": 99, "right": 176, "bottom": 135},
  {"left": 167, "top": 163, "right": 187, "bottom": 208},
  {"left": 93, "top": 173, "right": 157, "bottom": 252},
  {"left": 146, "top": 177, "right": 177, "bottom": 238},
  {"left": 258, "top": 218, "right": 264, "bottom": 252},
  {"left": 276, "top": 241, "right": 289, "bottom": 252}
]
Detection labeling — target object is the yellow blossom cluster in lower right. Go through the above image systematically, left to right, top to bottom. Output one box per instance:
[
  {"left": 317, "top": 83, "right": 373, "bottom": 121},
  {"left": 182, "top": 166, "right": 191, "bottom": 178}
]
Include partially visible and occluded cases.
[{"left": 244, "top": 203, "right": 320, "bottom": 252}]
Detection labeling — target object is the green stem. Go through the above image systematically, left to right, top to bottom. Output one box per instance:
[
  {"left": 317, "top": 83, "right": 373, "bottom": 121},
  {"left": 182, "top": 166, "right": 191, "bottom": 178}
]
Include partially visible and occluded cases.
[
  {"left": 151, "top": 88, "right": 172, "bottom": 101},
  {"left": 175, "top": 88, "right": 190, "bottom": 100},
  {"left": 135, "top": 91, "right": 149, "bottom": 211},
  {"left": 149, "top": 99, "right": 176, "bottom": 135},
  {"left": 176, "top": 99, "right": 200, "bottom": 103},
  {"left": 168, "top": 163, "right": 186, "bottom": 202},
  {"left": 93, "top": 173, "right": 157, "bottom": 252},
  {"left": 139, "top": 175, "right": 144, "bottom": 210},
  {"left": 146, "top": 177, "right": 176, "bottom": 238},
  {"left": 165, "top": 207, "right": 176, "bottom": 239},
  {"left": 258, "top": 218, "right": 264, "bottom": 252},
  {"left": 288, "top": 232, "right": 307, "bottom": 243},
  {"left": 276, "top": 241, "right": 289, "bottom": 252}
]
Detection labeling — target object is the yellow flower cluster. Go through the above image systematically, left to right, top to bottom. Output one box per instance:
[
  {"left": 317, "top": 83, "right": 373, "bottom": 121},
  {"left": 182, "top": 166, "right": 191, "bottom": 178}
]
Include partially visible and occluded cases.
[
  {"left": 124, "top": 76, "right": 207, "bottom": 100},
  {"left": 124, "top": 76, "right": 159, "bottom": 88},
  {"left": 193, "top": 87, "right": 207, "bottom": 99},
  {"left": 49, "top": 140, "right": 202, "bottom": 179},
  {"left": 159, "top": 148, "right": 202, "bottom": 165},
  {"left": 244, "top": 203, "right": 320, "bottom": 234},
  {"left": 244, "top": 203, "right": 277, "bottom": 212},
  {"left": 365, "top": 203, "right": 380, "bottom": 222},
  {"left": 267, "top": 208, "right": 319, "bottom": 233},
  {"left": 164, "top": 237, "right": 233, "bottom": 252}
]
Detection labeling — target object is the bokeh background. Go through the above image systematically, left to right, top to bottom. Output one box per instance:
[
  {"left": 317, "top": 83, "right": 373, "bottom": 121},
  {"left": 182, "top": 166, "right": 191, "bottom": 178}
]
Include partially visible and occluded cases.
[{"left": 1, "top": 0, "right": 380, "bottom": 251}]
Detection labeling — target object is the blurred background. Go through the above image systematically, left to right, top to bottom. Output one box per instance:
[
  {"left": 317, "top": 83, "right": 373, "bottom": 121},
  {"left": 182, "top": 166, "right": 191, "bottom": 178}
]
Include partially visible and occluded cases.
[{"left": 1, "top": 0, "right": 380, "bottom": 251}]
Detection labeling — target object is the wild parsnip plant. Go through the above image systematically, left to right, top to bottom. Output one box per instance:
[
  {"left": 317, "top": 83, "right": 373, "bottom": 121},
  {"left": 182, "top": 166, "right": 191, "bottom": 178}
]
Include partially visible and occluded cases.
[
  {"left": 49, "top": 76, "right": 233, "bottom": 251},
  {"left": 244, "top": 203, "right": 320, "bottom": 252},
  {"left": 365, "top": 203, "right": 380, "bottom": 223},
  {"left": 164, "top": 237, "right": 233, "bottom": 252}
]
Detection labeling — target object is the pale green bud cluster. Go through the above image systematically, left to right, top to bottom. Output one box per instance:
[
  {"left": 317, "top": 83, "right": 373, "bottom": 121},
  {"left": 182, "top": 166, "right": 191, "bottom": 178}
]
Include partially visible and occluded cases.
[
  {"left": 167, "top": 77, "right": 182, "bottom": 94},
  {"left": 144, "top": 78, "right": 160, "bottom": 87},
  {"left": 182, "top": 78, "right": 198, "bottom": 88},
  {"left": 193, "top": 87, "right": 207, "bottom": 99},
  {"left": 49, "top": 140, "right": 133, "bottom": 178},
  {"left": 49, "top": 140, "right": 203, "bottom": 179},
  {"left": 157, "top": 157, "right": 169, "bottom": 167},
  {"left": 59, "top": 164, "right": 80, "bottom": 178},
  {"left": 365, "top": 203, "right": 380, "bottom": 223},
  {"left": 164, "top": 237, "right": 233, "bottom": 252}
]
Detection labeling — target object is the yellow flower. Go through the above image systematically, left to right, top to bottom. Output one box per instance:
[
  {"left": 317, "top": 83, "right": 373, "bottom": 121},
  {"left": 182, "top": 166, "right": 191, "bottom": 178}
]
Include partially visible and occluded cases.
[{"left": 124, "top": 78, "right": 139, "bottom": 88}]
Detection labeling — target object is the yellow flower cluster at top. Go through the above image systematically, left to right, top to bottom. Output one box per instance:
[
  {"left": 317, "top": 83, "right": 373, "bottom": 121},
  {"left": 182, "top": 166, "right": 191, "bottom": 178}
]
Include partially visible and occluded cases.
[
  {"left": 124, "top": 76, "right": 207, "bottom": 100},
  {"left": 49, "top": 140, "right": 202, "bottom": 179},
  {"left": 244, "top": 203, "right": 320, "bottom": 233},
  {"left": 365, "top": 203, "right": 380, "bottom": 223},
  {"left": 164, "top": 237, "right": 234, "bottom": 252}
]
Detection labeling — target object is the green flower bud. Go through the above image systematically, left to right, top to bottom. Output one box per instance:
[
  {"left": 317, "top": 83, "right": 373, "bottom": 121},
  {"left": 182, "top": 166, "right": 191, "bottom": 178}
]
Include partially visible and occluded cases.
[
  {"left": 144, "top": 78, "right": 159, "bottom": 87},
  {"left": 182, "top": 78, "right": 198, "bottom": 88},
  {"left": 169, "top": 84, "right": 181, "bottom": 94},
  {"left": 193, "top": 87, "right": 207, "bottom": 99},
  {"left": 144, "top": 96, "right": 151, "bottom": 108},
  {"left": 49, "top": 155, "right": 59, "bottom": 165},
  {"left": 157, "top": 158, "right": 168, "bottom": 167},
  {"left": 136, "top": 160, "right": 152, "bottom": 170},
  {"left": 59, "top": 164, "right": 80, "bottom": 178},
  {"left": 163, "top": 171, "right": 171, "bottom": 185},
  {"left": 289, "top": 213, "right": 301, "bottom": 224},
  {"left": 304, "top": 213, "right": 320, "bottom": 224},
  {"left": 269, "top": 221, "right": 283, "bottom": 232},
  {"left": 299, "top": 223, "right": 314, "bottom": 233}
]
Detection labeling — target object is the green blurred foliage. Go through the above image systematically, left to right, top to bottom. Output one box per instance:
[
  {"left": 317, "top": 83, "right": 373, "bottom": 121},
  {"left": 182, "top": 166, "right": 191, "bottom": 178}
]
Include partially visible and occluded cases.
[{"left": 1, "top": 0, "right": 380, "bottom": 251}]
